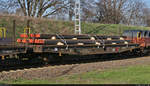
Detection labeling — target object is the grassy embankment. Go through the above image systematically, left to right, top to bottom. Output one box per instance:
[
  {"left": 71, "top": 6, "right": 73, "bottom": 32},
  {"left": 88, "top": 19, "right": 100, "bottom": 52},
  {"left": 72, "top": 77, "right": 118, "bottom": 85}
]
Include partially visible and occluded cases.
[
  {"left": 0, "top": 15, "right": 150, "bottom": 38},
  {"left": 1, "top": 65, "right": 150, "bottom": 84}
]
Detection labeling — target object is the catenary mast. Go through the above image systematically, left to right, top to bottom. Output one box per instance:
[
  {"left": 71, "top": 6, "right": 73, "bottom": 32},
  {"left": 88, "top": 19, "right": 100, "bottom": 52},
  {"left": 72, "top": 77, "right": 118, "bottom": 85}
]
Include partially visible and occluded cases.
[{"left": 74, "top": 0, "right": 81, "bottom": 34}]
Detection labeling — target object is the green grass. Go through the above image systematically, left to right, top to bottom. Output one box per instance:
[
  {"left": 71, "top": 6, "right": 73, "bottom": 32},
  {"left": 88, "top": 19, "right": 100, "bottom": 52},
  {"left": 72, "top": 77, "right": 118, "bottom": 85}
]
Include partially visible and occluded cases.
[
  {"left": 0, "top": 15, "right": 150, "bottom": 38},
  {"left": 2, "top": 65, "right": 150, "bottom": 84}
]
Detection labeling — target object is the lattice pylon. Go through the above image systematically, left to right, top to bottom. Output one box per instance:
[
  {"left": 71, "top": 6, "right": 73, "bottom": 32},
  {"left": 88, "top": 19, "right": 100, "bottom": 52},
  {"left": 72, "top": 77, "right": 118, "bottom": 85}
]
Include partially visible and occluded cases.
[{"left": 75, "top": 0, "right": 81, "bottom": 34}]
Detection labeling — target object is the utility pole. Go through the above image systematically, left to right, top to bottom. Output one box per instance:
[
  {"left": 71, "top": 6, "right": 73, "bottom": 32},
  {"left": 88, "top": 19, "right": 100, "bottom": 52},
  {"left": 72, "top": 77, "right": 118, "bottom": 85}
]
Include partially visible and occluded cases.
[
  {"left": 75, "top": 0, "right": 81, "bottom": 35},
  {"left": 13, "top": 20, "right": 16, "bottom": 46}
]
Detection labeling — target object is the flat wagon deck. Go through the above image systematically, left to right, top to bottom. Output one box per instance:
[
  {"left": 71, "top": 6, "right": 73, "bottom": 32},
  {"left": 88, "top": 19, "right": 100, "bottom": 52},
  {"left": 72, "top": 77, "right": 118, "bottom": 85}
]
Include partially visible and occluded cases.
[{"left": 0, "top": 34, "right": 141, "bottom": 56}]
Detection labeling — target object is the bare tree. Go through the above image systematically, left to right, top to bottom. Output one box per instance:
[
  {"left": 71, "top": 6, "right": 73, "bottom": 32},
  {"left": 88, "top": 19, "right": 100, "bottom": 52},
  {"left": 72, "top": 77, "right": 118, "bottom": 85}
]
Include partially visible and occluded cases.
[
  {"left": 0, "top": 0, "right": 18, "bottom": 14},
  {"left": 0, "top": 0, "right": 147, "bottom": 26},
  {"left": 0, "top": 0, "right": 68, "bottom": 17},
  {"left": 16, "top": 0, "right": 68, "bottom": 17},
  {"left": 68, "top": 0, "right": 75, "bottom": 21},
  {"left": 81, "top": 0, "right": 96, "bottom": 22},
  {"left": 88, "top": 0, "right": 146, "bottom": 26},
  {"left": 94, "top": 0, "right": 128, "bottom": 24},
  {"left": 123, "top": 0, "right": 146, "bottom": 26},
  {"left": 15, "top": 8, "right": 24, "bottom": 16},
  {"left": 143, "top": 8, "right": 150, "bottom": 26}
]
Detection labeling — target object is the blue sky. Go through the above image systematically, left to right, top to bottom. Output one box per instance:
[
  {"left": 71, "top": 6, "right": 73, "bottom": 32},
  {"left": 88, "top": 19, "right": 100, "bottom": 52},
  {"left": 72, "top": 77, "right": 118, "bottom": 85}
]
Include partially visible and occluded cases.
[{"left": 143, "top": 0, "right": 150, "bottom": 7}]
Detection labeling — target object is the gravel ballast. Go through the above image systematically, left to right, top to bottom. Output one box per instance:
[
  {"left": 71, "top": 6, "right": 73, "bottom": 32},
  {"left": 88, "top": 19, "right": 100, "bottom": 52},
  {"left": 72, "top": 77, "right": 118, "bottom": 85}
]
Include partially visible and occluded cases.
[{"left": 1, "top": 56, "right": 150, "bottom": 81}]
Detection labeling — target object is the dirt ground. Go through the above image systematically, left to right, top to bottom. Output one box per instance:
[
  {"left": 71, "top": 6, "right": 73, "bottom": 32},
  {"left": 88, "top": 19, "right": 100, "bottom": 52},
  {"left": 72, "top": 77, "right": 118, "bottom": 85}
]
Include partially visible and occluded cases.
[{"left": 1, "top": 56, "right": 150, "bottom": 81}]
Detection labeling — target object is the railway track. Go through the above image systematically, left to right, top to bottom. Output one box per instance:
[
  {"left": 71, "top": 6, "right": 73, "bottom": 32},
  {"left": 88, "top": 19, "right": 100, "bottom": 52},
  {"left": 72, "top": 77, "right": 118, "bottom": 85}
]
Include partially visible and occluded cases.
[
  {"left": 0, "top": 51, "right": 147, "bottom": 74},
  {"left": 1, "top": 55, "right": 150, "bottom": 81},
  {"left": 1, "top": 66, "right": 51, "bottom": 74}
]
